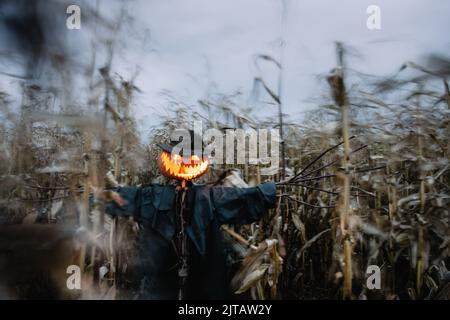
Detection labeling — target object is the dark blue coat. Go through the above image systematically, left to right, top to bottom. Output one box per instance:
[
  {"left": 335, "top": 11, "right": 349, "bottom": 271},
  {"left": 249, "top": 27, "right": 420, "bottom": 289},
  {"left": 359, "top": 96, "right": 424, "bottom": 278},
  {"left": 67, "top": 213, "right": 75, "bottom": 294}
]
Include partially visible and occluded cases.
[{"left": 106, "top": 182, "right": 276, "bottom": 299}]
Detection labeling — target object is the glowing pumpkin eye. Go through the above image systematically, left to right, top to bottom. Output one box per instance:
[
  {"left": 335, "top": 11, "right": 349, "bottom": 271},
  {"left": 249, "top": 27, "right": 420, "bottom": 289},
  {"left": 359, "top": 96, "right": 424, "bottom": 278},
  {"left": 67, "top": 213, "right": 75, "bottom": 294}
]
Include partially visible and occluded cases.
[
  {"left": 172, "top": 154, "right": 182, "bottom": 164},
  {"left": 191, "top": 155, "right": 200, "bottom": 163}
]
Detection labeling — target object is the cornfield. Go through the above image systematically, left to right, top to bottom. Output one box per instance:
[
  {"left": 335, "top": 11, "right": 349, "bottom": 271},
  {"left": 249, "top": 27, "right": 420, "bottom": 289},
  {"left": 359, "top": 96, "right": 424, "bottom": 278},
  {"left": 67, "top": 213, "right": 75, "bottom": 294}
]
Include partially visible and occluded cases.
[{"left": 0, "top": 0, "right": 449, "bottom": 300}]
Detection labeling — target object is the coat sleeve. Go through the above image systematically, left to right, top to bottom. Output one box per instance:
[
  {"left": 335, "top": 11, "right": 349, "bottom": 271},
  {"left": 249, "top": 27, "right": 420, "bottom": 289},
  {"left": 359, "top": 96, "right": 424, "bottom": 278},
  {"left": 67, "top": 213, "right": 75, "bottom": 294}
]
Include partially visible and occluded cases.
[
  {"left": 212, "top": 181, "right": 276, "bottom": 225},
  {"left": 104, "top": 186, "right": 140, "bottom": 218}
]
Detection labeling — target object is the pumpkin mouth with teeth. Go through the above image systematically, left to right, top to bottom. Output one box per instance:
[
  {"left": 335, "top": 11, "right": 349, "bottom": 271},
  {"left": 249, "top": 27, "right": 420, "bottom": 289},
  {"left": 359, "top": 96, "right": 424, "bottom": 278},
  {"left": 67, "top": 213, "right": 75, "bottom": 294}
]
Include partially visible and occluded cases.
[{"left": 158, "top": 151, "right": 209, "bottom": 181}]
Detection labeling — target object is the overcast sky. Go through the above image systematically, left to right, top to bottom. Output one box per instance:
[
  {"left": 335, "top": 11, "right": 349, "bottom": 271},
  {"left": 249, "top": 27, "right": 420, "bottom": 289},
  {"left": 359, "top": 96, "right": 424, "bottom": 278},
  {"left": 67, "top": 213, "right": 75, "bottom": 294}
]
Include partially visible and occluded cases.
[
  {"left": 1, "top": 0, "right": 450, "bottom": 132},
  {"left": 120, "top": 0, "right": 450, "bottom": 127}
]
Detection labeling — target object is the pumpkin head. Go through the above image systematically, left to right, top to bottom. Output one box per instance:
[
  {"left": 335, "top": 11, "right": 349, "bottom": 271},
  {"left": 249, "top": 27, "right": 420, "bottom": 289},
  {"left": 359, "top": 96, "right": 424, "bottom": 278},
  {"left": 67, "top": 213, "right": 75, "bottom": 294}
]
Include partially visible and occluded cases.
[{"left": 158, "top": 150, "right": 209, "bottom": 181}]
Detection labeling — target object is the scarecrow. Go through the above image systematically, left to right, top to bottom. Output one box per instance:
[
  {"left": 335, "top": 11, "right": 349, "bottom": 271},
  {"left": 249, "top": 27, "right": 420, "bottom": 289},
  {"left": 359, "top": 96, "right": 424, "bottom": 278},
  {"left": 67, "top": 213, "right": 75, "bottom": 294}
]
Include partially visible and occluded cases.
[{"left": 105, "top": 134, "right": 276, "bottom": 299}]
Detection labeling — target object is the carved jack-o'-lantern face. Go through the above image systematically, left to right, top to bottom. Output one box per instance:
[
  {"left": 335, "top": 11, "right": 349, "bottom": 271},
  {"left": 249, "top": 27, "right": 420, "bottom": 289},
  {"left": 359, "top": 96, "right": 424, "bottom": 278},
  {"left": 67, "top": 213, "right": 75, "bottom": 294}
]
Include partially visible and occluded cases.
[{"left": 158, "top": 151, "right": 209, "bottom": 181}]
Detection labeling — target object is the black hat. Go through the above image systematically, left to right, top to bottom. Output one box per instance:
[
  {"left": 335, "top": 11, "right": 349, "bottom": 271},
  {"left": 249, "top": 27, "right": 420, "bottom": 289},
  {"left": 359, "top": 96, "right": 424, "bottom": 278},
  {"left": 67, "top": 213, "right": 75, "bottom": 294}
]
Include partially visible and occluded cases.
[
  {"left": 157, "top": 130, "right": 203, "bottom": 157},
  {"left": 157, "top": 142, "right": 174, "bottom": 153}
]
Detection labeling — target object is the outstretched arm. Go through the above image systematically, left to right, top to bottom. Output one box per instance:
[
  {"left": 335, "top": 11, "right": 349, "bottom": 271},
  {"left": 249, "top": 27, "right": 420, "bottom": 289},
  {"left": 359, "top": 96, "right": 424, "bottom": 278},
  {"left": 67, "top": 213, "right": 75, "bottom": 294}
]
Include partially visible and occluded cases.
[
  {"left": 212, "top": 181, "right": 276, "bottom": 225},
  {"left": 100, "top": 186, "right": 140, "bottom": 218},
  {"left": 101, "top": 189, "right": 128, "bottom": 207}
]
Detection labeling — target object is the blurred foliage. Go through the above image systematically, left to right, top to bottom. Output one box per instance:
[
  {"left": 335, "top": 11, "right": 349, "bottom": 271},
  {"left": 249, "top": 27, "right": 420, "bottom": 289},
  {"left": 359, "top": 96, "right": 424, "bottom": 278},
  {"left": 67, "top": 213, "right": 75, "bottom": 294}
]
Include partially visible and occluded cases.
[{"left": 0, "top": 1, "right": 449, "bottom": 300}]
